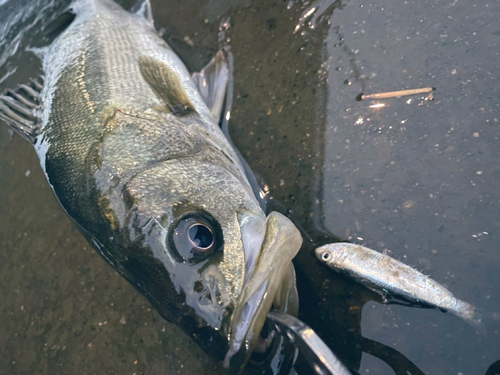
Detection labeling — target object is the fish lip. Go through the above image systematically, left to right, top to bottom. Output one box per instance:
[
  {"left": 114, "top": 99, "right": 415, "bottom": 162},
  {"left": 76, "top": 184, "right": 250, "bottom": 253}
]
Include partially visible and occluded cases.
[
  {"left": 223, "top": 212, "right": 302, "bottom": 373},
  {"left": 239, "top": 212, "right": 267, "bottom": 285}
]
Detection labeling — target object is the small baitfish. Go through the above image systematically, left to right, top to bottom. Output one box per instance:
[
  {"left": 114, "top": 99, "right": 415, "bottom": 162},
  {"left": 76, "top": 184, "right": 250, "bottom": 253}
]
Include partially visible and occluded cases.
[
  {"left": 0, "top": 0, "right": 302, "bottom": 372},
  {"left": 315, "top": 243, "right": 481, "bottom": 327}
]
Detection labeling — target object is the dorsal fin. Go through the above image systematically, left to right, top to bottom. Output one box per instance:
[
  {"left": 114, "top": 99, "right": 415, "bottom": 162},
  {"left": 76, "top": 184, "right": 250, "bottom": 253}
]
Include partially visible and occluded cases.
[
  {"left": 139, "top": 56, "right": 196, "bottom": 117},
  {"left": 0, "top": 75, "right": 44, "bottom": 143}
]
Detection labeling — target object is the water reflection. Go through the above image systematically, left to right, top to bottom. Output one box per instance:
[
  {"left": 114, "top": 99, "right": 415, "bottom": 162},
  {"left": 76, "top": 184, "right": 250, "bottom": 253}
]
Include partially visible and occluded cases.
[{"left": 317, "top": 0, "right": 500, "bottom": 373}]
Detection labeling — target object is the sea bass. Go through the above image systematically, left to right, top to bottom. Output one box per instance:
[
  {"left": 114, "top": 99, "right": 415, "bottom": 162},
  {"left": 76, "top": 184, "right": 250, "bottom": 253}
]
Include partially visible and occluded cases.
[
  {"left": 0, "top": 0, "right": 302, "bottom": 372},
  {"left": 315, "top": 243, "right": 481, "bottom": 327}
]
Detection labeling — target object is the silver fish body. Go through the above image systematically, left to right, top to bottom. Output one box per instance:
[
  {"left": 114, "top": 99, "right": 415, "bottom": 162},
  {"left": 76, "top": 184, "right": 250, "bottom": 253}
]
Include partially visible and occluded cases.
[
  {"left": 0, "top": 0, "right": 302, "bottom": 371},
  {"left": 315, "top": 243, "right": 479, "bottom": 325}
]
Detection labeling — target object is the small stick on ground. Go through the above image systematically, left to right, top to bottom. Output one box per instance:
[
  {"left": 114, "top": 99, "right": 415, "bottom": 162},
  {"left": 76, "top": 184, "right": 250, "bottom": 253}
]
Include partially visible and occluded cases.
[{"left": 356, "top": 87, "right": 435, "bottom": 101}]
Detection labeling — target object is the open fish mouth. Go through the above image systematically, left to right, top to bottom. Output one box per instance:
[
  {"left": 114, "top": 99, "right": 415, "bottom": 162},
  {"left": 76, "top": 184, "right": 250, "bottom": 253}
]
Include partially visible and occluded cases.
[{"left": 224, "top": 212, "right": 302, "bottom": 373}]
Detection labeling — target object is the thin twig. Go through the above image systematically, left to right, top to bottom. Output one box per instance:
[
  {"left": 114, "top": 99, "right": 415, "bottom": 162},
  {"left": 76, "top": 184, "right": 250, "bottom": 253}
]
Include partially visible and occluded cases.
[{"left": 357, "top": 87, "right": 435, "bottom": 101}]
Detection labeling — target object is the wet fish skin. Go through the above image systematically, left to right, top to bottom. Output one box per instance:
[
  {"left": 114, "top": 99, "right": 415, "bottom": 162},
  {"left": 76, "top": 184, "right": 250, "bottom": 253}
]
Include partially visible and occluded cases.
[
  {"left": 0, "top": 0, "right": 303, "bottom": 369},
  {"left": 315, "top": 243, "right": 480, "bottom": 326}
]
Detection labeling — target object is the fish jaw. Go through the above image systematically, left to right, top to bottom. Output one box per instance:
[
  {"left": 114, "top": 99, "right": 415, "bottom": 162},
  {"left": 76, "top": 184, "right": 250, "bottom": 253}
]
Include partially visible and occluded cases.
[{"left": 224, "top": 211, "right": 302, "bottom": 373}]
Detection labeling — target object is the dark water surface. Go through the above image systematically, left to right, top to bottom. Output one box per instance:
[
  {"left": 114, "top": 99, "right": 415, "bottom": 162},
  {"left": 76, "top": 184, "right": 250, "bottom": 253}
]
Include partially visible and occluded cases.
[{"left": 1, "top": 0, "right": 499, "bottom": 374}]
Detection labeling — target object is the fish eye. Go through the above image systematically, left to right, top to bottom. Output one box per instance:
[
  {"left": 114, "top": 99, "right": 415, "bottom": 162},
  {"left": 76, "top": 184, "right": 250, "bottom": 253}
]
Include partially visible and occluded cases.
[
  {"left": 169, "top": 213, "right": 222, "bottom": 263},
  {"left": 188, "top": 223, "right": 214, "bottom": 251},
  {"left": 322, "top": 251, "right": 332, "bottom": 261}
]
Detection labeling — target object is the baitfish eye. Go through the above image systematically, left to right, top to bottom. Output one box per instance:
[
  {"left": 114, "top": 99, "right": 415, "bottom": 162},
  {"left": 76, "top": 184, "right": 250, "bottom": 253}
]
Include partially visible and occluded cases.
[
  {"left": 169, "top": 213, "right": 223, "bottom": 263},
  {"left": 322, "top": 251, "right": 332, "bottom": 262}
]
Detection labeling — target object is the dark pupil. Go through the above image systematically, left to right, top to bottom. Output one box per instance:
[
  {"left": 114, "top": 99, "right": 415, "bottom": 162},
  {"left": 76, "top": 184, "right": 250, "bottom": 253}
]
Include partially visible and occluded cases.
[{"left": 188, "top": 224, "right": 213, "bottom": 249}]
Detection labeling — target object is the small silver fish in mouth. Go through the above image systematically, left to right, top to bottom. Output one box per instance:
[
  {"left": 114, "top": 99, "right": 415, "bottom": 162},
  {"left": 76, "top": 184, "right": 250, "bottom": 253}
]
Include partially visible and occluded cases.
[
  {"left": 0, "top": 0, "right": 302, "bottom": 372},
  {"left": 315, "top": 243, "right": 482, "bottom": 327}
]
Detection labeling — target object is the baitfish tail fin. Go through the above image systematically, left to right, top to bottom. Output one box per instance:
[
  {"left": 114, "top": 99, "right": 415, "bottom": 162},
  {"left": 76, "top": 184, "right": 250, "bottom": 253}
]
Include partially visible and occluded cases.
[
  {"left": 0, "top": 76, "right": 44, "bottom": 143},
  {"left": 452, "top": 299, "right": 486, "bottom": 335}
]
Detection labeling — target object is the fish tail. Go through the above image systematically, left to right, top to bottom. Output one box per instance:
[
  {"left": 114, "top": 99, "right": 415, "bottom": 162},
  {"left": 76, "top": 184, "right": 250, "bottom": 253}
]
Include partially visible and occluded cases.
[{"left": 452, "top": 299, "right": 486, "bottom": 334}]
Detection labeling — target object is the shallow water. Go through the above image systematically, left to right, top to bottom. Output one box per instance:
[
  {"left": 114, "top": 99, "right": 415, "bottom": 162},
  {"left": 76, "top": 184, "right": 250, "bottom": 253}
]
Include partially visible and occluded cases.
[{"left": 1, "top": 0, "right": 499, "bottom": 374}]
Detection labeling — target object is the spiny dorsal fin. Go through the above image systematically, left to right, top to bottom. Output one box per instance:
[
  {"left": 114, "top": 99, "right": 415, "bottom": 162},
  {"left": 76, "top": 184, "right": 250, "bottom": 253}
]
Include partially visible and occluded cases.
[
  {"left": 192, "top": 50, "right": 229, "bottom": 122},
  {"left": 139, "top": 56, "right": 196, "bottom": 117},
  {"left": 0, "top": 75, "right": 44, "bottom": 143}
]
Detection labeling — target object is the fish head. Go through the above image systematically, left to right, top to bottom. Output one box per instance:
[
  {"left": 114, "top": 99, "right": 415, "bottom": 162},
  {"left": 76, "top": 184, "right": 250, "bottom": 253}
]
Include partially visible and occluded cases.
[
  {"left": 95, "top": 141, "right": 302, "bottom": 369},
  {"left": 315, "top": 243, "right": 348, "bottom": 267}
]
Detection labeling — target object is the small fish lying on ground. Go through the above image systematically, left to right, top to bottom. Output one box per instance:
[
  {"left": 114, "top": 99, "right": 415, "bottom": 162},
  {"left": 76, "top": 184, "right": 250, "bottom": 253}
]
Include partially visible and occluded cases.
[
  {"left": 0, "top": 0, "right": 303, "bottom": 373},
  {"left": 315, "top": 243, "right": 482, "bottom": 328}
]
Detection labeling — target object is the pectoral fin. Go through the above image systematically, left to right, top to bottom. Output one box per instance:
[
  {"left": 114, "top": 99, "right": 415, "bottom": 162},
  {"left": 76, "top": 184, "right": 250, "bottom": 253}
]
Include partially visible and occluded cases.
[
  {"left": 131, "top": 0, "right": 154, "bottom": 25},
  {"left": 192, "top": 50, "right": 229, "bottom": 122},
  {"left": 139, "top": 56, "right": 196, "bottom": 117},
  {"left": 0, "top": 76, "right": 44, "bottom": 142}
]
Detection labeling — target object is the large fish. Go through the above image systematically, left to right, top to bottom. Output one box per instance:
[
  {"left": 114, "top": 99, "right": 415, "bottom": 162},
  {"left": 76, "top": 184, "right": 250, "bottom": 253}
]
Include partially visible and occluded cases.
[{"left": 0, "top": 0, "right": 302, "bottom": 372}]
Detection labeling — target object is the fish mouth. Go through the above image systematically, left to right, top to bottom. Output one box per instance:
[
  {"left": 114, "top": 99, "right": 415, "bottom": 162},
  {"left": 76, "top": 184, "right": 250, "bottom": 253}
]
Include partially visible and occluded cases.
[{"left": 224, "top": 211, "right": 302, "bottom": 373}]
